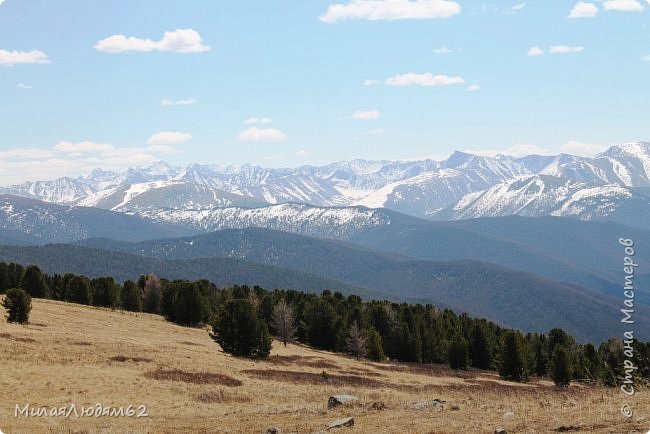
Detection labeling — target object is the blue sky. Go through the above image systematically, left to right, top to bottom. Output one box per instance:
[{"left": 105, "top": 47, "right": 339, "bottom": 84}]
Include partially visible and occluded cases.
[{"left": 0, "top": 0, "right": 649, "bottom": 183}]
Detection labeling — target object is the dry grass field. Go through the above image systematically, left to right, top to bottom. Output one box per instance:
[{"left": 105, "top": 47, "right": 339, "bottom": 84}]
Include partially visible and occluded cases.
[{"left": 0, "top": 299, "right": 648, "bottom": 434}]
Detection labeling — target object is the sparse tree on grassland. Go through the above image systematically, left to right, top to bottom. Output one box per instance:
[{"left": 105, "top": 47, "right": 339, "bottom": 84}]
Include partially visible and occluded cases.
[
  {"left": 2, "top": 288, "right": 31, "bottom": 324},
  {"left": 271, "top": 299, "right": 297, "bottom": 347},
  {"left": 346, "top": 321, "right": 366, "bottom": 360}
]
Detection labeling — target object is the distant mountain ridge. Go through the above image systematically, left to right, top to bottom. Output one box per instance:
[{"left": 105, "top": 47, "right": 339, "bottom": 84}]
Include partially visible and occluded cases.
[
  {"left": 2, "top": 141, "right": 649, "bottom": 226},
  {"left": 3, "top": 231, "right": 645, "bottom": 343}
]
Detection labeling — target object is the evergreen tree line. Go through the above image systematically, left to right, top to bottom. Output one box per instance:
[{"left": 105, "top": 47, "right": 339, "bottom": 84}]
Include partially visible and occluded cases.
[{"left": 1, "top": 261, "right": 648, "bottom": 387}]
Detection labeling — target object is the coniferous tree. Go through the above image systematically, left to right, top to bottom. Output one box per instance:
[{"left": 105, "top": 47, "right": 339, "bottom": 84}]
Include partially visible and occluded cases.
[
  {"left": 0, "top": 262, "right": 10, "bottom": 293},
  {"left": 7, "top": 263, "right": 24, "bottom": 289},
  {"left": 21, "top": 265, "right": 49, "bottom": 299},
  {"left": 67, "top": 275, "right": 92, "bottom": 305},
  {"left": 91, "top": 277, "right": 119, "bottom": 308},
  {"left": 121, "top": 280, "right": 142, "bottom": 312},
  {"left": 173, "top": 282, "right": 204, "bottom": 326},
  {"left": 2, "top": 288, "right": 31, "bottom": 324},
  {"left": 214, "top": 298, "right": 271, "bottom": 359},
  {"left": 303, "top": 298, "right": 339, "bottom": 351},
  {"left": 255, "top": 321, "right": 272, "bottom": 360},
  {"left": 469, "top": 323, "right": 491, "bottom": 369},
  {"left": 365, "top": 327, "right": 385, "bottom": 362},
  {"left": 499, "top": 330, "right": 528, "bottom": 382},
  {"left": 449, "top": 337, "right": 469, "bottom": 370},
  {"left": 550, "top": 345, "right": 571, "bottom": 387}
]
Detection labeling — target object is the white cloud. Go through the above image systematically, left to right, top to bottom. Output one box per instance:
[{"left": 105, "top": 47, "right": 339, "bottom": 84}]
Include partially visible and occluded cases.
[
  {"left": 0, "top": 0, "right": 5, "bottom": 6},
  {"left": 319, "top": 0, "right": 461, "bottom": 23},
  {"left": 603, "top": 0, "right": 644, "bottom": 11},
  {"left": 512, "top": 2, "right": 526, "bottom": 10},
  {"left": 567, "top": 2, "right": 599, "bottom": 18},
  {"left": 95, "top": 29, "right": 210, "bottom": 53},
  {"left": 549, "top": 45, "right": 584, "bottom": 54},
  {"left": 527, "top": 47, "right": 544, "bottom": 56},
  {"left": 0, "top": 49, "right": 50, "bottom": 66},
  {"left": 642, "top": 55, "right": 650, "bottom": 61},
  {"left": 384, "top": 72, "right": 464, "bottom": 86},
  {"left": 363, "top": 79, "right": 380, "bottom": 86},
  {"left": 17, "top": 83, "right": 32, "bottom": 89},
  {"left": 467, "top": 84, "right": 480, "bottom": 91},
  {"left": 161, "top": 98, "right": 196, "bottom": 106},
  {"left": 353, "top": 110, "right": 381, "bottom": 120},
  {"left": 244, "top": 117, "right": 273, "bottom": 125},
  {"left": 238, "top": 127, "right": 287, "bottom": 142},
  {"left": 368, "top": 128, "right": 384, "bottom": 135},
  {"left": 146, "top": 131, "right": 193, "bottom": 146},
  {"left": 0, "top": 140, "right": 183, "bottom": 185},
  {"left": 560, "top": 140, "right": 606, "bottom": 156},
  {"left": 54, "top": 141, "right": 114, "bottom": 154},
  {"left": 147, "top": 144, "right": 179, "bottom": 154},
  {"left": 0, "top": 148, "right": 54, "bottom": 160},
  {"left": 296, "top": 149, "right": 309, "bottom": 157}
]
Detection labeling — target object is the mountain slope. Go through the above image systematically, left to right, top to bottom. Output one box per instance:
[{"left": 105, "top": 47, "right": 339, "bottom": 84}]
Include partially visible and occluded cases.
[
  {"left": 2, "top": 141, "right": 650, "bottom": 222},
  {"left": 436, "top": 175, "right": 650, "bottom": 229},
  {"left": 0, "top": 195, "right": 194, "bottom": 243},
  {"left": 74, "top": 228, "right": 647, "bottom": 342},
  {"left": 0, "top": 244, "right": 375, "bottom": 299}
]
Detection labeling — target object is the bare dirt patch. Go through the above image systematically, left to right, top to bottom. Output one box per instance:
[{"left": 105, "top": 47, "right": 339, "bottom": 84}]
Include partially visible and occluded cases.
[{"left": 109, "top": 355, "right": 153, "bottom": 363}]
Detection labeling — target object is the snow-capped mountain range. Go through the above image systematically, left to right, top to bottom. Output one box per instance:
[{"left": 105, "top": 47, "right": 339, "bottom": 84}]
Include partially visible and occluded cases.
[{"left": 1, "top": 141, "right": 649, "bottom": 228}]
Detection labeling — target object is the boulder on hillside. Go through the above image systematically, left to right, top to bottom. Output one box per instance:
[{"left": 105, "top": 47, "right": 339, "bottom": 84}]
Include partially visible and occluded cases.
[
  {"left": 327, "top": 395, "right": 358, "bottom": 409},
  {"left": 410, "top": 398, "right": 445, "bottom": 410},
  {"left": 327, "top": 417, "right": 354, "bottom": 430}
]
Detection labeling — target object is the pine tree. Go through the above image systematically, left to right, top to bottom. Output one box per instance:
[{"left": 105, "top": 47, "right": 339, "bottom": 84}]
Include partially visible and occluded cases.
[
  {"left": 0, "top": 262, "right": 8, "bottom": 294},
  {"left": 7, "top": 263, "right": 24, "bottom": 289},
  {"left": 21, "top": 265, "right": 49, "bottom": 299},
  {"left": 67, "top": 275, "right": 92, "bottom": 305},
  {"left": 91, "top": 277, "right": 119, "bottom": 308},
  {"left": 121, "top": 280, "right": 142, "bottom": 312},
  {"left": 173, "top": 282, "right": 204, "bottom": 326},
  {"left": 2, "top": 288, "right": 32, "bottom": 324},
  {"left": 214, "top": 298, "right": 271, "bottom": 359},
  {"left": 271, "top": 299, "right": 296, "bottom": 347},
  {"left": 255, "top": 321, "right": 272, "bottom": 360},
  {"left": 346, "top": 321, "right": 366, "bottom": 359},
  {"left": 469, "top": 323, "right": 491, "bottom": 369},
  {"left": 366, "top": 328, "right": 386, "bottom": 362},
  {"left": 499, "top": 330, "right": 528, "bottom": 382},
  {"left": 448, "top": 337, "right": 469, "bottom": 370},
  {"left": 550, "top": 345, "right": 571, "bottom": 387}
]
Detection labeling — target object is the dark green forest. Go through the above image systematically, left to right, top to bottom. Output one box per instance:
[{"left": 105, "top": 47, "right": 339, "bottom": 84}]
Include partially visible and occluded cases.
[{"left": 1, "top": 261, "right": 648, "bottom": 388}]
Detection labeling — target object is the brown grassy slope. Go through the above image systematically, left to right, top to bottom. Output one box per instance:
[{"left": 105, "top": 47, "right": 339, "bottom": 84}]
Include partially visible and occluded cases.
[{"left": 0, "top": 299, "right": 648, "bottom": 434}]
